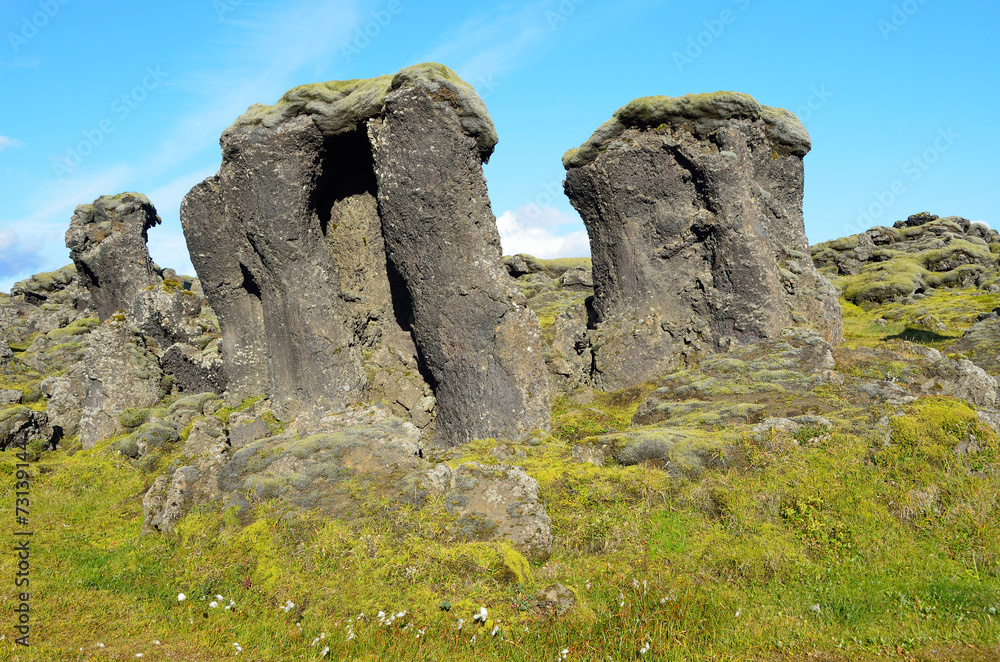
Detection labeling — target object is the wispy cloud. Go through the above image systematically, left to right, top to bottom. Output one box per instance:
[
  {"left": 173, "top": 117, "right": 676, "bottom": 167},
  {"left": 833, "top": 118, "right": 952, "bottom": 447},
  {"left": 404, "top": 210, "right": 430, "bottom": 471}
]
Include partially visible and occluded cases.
[
  {"left": 419, "top": 3, "right": 553, "bottom": 85},
  {"left": 0, "top": 136, "right": 25, "bottom": 151},
  {"left": 497, "top": 204, "right": 590, "bottom": 258},
  {"left": 0, "top": 229, "right": 46, "bottom": 289}
]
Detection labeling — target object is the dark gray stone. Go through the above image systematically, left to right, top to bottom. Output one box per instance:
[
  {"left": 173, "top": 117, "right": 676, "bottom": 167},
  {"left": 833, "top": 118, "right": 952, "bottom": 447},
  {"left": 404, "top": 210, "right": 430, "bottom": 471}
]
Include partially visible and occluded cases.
[
  {"left": 182, "top": 63, "right": 549, "bottom": 442},
  {"left": 371, "top": 65, "right": 550, "bottom": 445},
  {"left": 563, "top": 92, "right": 842, "bottom": 389},
  {"left": 65, "top": 193, "right": 161, "bottom": 321}
]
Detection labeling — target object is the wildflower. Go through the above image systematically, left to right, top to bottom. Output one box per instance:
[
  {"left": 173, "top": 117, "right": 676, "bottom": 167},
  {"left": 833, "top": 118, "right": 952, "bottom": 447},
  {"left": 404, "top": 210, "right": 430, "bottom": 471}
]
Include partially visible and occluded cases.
[
  {"left": 632, "top": 578, "right": 639, "bottom": 589},
  {"left": 585, "top": 580, "right": 591, "bottom": 590},
  {"left": 618, "top": 592, "right": 625, "bottom": 607},
  {"left": 177, "top": 593, "right": 187, "bottom": 602},
  {"left": 216, "top": 594, "right": 224, "bottom": 601},
  {"left": 225, "top": 599, "right": 236, "bottom": 611},
  {"left": 280, "top": 600, "right": 295, "bottom": 613},
  {"left": 209, "top": 601, "right": 219, "bottom": 609},
  {"left": 810, "top": 604, "right": 821, "bottom": 614},
  {"left": 473, "top": 607, "right": 488, "bottom": 622},
  {"left": 735, "top": 608, "right": 741, "bottom": 618},
  {"left": 396, "top": 610, "right": 407, "bottom": 619},
  {"left": 457, "top": 618, "right": 464, "bottom": 630},
  {"left": 491, "top": 623, "right": 499, "bottom": 636},
  {"left": 346, "top": 630, "right": 355, "bottom": 641},
  {"left": 471, "top": 635, "right": 477, "bottom": 644},
  {"left": 153, "top": 639, "right": 161, "bottom": 645},
  {"left": 233, "top": 641, "right": 243, "bottom": 655},
  {"left": 639, "top": 641, "right": 651, "bottom": 654},
  {"left": 320, "top": 645, "right": 330, "bottom": 657},
  {"left": 559, "top": 648, "right": 569, "bottom": 660},
  {"left": 136, "top": 655, "right": 144, "bottom": 659}
]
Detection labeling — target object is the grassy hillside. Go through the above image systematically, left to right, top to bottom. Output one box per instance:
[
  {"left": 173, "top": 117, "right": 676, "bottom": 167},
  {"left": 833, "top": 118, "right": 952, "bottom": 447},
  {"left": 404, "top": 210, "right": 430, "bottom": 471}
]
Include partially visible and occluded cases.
[{"left": 1, "top": 287, "right": 999, "bottom": 660}]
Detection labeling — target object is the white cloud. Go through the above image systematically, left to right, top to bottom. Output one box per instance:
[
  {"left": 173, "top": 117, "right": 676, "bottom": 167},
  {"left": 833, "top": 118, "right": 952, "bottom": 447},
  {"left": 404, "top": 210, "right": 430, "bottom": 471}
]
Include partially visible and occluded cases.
[
  {"left": 0, "top": 135, "right": 25, "bottom": 151},
  {"left": 496, "top": 204, "right": 590, "bottom": 258}
]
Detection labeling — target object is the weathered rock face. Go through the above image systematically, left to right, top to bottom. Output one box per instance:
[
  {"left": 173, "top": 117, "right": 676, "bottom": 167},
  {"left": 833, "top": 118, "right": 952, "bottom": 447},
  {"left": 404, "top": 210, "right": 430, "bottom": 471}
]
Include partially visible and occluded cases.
[
  {"left": 182, "top": 63, "right": 549, "bottom": 443},
  {"left": 371, "top": 67, "right": 550, "bottom": 445},
  {"left": 563, "top": 92, "right": 842, "bottom": 390},
  {"left": 66, "top": 193, "right": 162, "bottom": 321},
  {"left": 79, "top": 318, "right": 164, "bottom": 448}
]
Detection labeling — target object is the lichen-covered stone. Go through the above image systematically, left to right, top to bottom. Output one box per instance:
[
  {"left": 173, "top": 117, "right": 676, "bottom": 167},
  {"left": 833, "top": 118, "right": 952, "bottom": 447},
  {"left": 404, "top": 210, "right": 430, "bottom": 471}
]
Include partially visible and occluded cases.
[
  {"left": 563, "top": 91, "right": 841, "bottom": 389},
  {"left": 65, "top": 194, "right": 161, "bottom": 320},
  {"left": 812, "top": 214, "right": 999, "bottom": 304},
  {"left": 79, "top": 318, "right": 163, "bottom": 448},
  {"left": 422, "top": 462, "right": 552, "bottom": 561}
]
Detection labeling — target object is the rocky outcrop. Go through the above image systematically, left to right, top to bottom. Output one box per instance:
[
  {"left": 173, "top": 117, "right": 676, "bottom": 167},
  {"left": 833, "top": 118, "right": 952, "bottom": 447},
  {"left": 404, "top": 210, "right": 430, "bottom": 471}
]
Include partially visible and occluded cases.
[
  {"left": 181, "top": 63, "right": 549, "bottom": 444},
  {"left": 370, "top": 66, "right": 549, "bottom": 444},
  {"left": 563, "top": 92, "right": 842, "bottom": 390},
  {"left": 65, "top": 193, "right": 162, "bottom": 321},
  {"left": 62, "top": 194, "right": 225, "bottom": 399},
  {"left": 812, "top": 213, "right": 999, "bottom": 304},
  {"left": 1, "top": 265, "right": 93, "bottom": 347},
  {"left": 79, "top": 318, "right": 164, "bottom": 448},
  {"left": 0, "top": 406, "right": 51, "bottom": 452}
]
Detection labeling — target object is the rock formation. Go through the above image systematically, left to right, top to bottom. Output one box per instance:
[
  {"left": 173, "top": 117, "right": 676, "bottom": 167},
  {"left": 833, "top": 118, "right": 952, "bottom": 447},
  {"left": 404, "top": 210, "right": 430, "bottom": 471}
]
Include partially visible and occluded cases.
[
  {"left": 181, "top": 63, "right": 549, "bottom": 444},
  {"left": 562, "top": 92, "right": 842, "bottom": 390},
  {"left": 65, "top": 193, "right": 162, "bottom": 321},
  {"left": 812, "top": 213, "right": 999, "bottom": 304}
]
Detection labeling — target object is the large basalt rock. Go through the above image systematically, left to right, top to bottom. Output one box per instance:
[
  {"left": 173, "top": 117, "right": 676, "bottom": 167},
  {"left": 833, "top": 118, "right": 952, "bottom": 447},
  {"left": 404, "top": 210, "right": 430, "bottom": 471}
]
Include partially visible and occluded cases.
[
  {"left": 182, "top": 63, "right": 549, "bottom": 443},
  {"left": 370, "top": 65, "right": 550, "bottom": 445},
  {"left": 563, "top": 92, "right": 842, "bottom": 390},
  {"left": 66, "top": 193, "right": 162, "bottom": 321}
]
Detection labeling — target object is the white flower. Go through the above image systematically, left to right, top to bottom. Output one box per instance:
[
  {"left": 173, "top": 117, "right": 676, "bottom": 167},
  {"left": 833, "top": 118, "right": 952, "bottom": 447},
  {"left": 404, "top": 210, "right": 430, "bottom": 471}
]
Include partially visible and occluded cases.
[
  {"left": 177, "top": 593, "right": 187, "bottom": 602},
  {"left": 216, "top": 595, "right": 224, "bottom": 600},
  {"left": 209, "top": 601, "right": 219, "bottom": 609},
  {"left": 810, "top": 604, "right": 821, "bottom": 614},
  {"left": 474, "top": 607, "right": 488, "bottom": 622},
  {"left": 735, "top": 608, "right": 741, "bottom": 618},
  {"left": 457, "top": 618, "right": 464, "bottom": 630},
  {"left": 491, "top": 624, "right": 499, "bottom": 636},
  {"left": 152, "top": 639, "right": 161, "bottom": 645},
  {"left": 639, "top": 641, "right": 651, "bottom": 654},
  {"left": 320, "top": 645, "right": 330, "bottom": 657},
  {"left": 136, "top": 655, "right": 144, "bottom": 659}
]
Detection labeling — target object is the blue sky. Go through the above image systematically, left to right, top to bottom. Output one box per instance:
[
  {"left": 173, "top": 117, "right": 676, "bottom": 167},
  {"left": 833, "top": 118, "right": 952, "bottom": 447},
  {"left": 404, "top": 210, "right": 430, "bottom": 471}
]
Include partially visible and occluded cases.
[{"left": 1, "top": 0, "right": 997, "bottom": 290}]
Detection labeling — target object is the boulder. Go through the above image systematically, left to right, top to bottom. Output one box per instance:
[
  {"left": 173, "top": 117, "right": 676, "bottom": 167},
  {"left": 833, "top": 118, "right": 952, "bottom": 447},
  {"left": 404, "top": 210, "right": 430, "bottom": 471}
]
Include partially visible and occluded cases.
[
  {"left": 182, "top": 63, "right": 549, "bottom": 442},
  {"left": 563, "top": 92, "right": 841, "bottom": 389},
  {"left": 65, "top": 194, "right": 162, "bottom": 320},
  {"left": 78, "top": 318, "right": 164, "bottom": 448},
  {"left": 0, "top": 406, "right": 51, "bottom": 452},
  {"left": 422, "top": 461, "right": 553, "bottom": 561}
]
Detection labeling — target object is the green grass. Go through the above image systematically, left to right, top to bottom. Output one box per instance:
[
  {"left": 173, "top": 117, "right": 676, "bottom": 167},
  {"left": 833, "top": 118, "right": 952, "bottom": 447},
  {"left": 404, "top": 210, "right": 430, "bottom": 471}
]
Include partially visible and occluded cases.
[{"left": 2, "top": 285, "right": 1000, "bottom": 659}]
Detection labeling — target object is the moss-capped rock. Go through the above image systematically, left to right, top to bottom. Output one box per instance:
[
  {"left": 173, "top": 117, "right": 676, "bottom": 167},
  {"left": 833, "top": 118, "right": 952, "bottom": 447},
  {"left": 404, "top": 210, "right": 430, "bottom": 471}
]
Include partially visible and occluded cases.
[{"left": 563, "top": 91, "right": 810, "bottom": 169}]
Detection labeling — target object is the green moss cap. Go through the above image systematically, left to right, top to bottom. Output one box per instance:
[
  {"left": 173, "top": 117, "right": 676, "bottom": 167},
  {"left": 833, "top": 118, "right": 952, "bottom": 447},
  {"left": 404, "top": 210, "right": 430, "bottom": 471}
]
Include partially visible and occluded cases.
[
  {"left": 223, "top": 62, "right": 497, "bottom": 157},
  {"left": 563, "top": 91, "right": 811, "bottom": 169}
]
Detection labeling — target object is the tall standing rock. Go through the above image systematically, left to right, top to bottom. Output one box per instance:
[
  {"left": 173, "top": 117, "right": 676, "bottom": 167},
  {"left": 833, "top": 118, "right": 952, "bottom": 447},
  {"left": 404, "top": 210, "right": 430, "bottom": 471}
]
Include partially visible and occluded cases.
[
  {"left": 181, "top": 63, "right": 549, "bottom": 442},
  {"left": 370, "top": 65, "right": 550, "bottom": 445},
  {"left": 563, "top": 92, "right": 841, "bottom": 390},
  {"left": 65, "top": 193, "right": 162, "bottom": 320}
]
